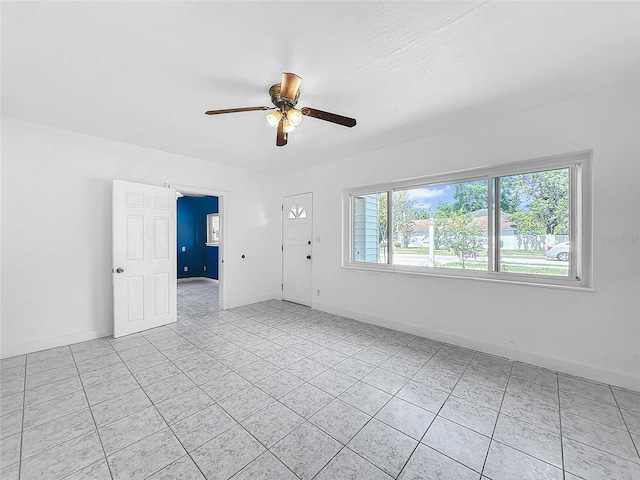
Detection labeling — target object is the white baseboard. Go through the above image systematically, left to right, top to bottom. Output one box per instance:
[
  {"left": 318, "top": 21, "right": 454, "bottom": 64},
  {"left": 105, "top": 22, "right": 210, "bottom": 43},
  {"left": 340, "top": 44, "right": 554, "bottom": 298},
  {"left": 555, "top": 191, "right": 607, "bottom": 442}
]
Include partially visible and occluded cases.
[
  {"left": 312, "top": 300, "right": 640, "bottom": 392},
  {"left": 1, "top": 327, "right": 113, "bottom": 359}
]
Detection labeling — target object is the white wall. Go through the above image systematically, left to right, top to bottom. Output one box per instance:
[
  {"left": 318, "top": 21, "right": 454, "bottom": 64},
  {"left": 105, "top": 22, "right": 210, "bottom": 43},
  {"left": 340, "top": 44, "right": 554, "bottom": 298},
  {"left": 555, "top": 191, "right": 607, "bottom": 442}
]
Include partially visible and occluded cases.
[
  {"left": 281, "top": 85, "right": 640, "bottom": 391},
  {"left": 1, "top": 118, "right": 282, "bottom": 357}
]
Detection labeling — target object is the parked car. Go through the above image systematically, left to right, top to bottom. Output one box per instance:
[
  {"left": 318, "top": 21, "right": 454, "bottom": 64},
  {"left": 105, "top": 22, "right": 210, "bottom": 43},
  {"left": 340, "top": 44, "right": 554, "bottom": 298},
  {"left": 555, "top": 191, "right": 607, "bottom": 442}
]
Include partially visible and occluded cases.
[{"left": 546, "top": 241, "right": 569, "bottom": 261}]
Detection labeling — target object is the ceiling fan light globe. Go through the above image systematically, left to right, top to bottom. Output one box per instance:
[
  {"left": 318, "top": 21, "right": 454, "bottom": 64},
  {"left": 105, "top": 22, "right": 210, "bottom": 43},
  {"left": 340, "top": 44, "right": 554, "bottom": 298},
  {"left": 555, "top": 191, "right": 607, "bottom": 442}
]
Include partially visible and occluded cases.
[
  {"left": 287, "top": 108, "right": 303, "bottom": 127},
  {"left": 266, "top": 110, "right": 282, "bottom": 128}
]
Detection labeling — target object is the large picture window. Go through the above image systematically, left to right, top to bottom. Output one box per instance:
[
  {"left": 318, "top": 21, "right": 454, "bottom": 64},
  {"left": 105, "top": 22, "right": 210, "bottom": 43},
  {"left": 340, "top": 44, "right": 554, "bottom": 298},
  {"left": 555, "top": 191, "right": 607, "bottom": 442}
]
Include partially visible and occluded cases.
[{"left": 344, "top": 152, "right": 592, "bottom": 289}]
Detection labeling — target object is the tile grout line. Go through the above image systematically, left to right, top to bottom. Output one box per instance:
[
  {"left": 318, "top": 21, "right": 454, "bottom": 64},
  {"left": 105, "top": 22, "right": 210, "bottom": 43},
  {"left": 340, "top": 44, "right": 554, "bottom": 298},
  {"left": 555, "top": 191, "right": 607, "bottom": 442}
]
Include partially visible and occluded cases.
[
  {"left": 196, "top": 304, "right": 339, "bottom": 478},
  {"left": 219, "top": 305, "right": 414, "bottom": 479},
  {"left": 135, "top": 306, "right": 326, "bottom": 476},
  {"left": 218, "top": 308, "right": 374, "bottom": 479},
  {"left": 256, "top": 320, "right": 514, "bottom": 478},
  {"left": 108, "top": 332, "right": 212, "bottom": 480},
  {"left": 394, "top": 342, "right": 473, "bottom": 479},
  {"left": 69, "top": 346, "right": 115, "bottom": 480},
  {"left": 17, "top": 348, "right": 86, "bottom": 476},
  {"left": 17, "top": 355, "right": 27, "bottom": 480},
  {"left": 478, "top": 359, "right": 514, "bottom": 478},
  {"left": 558, "top": 373, "right": 567, "bottom": 480},
  {"left": 557, "top": 382, "right": 640, "bottom": 468},
  {"left": 608, "top": 383, "right": 640, "bottom": 462}
]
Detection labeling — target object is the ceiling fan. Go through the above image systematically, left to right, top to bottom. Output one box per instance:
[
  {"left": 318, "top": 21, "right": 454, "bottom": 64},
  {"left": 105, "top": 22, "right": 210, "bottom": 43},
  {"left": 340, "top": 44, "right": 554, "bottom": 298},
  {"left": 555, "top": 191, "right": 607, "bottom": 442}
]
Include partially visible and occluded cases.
[{"left": 205, "top": 73, "right": 357, "bottom": 147}]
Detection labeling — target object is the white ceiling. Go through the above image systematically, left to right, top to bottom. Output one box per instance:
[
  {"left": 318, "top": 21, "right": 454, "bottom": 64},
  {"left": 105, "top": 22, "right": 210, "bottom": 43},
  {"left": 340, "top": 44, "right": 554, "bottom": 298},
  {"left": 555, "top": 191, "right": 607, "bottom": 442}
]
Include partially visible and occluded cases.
[{"left": 2, "top": 1, "right": 639, "bottom": 175}]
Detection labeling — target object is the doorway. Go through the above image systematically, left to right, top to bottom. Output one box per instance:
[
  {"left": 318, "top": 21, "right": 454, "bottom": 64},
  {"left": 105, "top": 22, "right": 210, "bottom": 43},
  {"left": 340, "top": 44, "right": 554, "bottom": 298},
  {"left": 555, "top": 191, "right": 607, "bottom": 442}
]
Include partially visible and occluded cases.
[
  {"left": 169, "top": 183, "right": 228, "bottom": 310},
  {"left": 177, "top": 195, "right": 219, "bottom": 280}
]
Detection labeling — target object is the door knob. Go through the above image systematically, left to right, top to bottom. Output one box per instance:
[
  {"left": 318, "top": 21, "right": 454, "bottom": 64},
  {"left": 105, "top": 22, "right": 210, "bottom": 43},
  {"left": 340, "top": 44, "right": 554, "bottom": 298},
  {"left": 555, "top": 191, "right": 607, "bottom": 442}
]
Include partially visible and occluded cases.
[
  {"left": 306, "top": 255, "right": 311, "bottom": 260},
  {"left": 115, "top": 267, "right": 124, "bottom": 273}
]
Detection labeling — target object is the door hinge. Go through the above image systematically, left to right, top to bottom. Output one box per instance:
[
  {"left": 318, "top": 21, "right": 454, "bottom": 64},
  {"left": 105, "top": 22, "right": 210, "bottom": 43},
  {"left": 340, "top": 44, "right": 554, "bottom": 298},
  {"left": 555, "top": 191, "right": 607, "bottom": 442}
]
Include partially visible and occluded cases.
[
  {"left": 281, "top": 204, "right": 284, "bottom": 211},
  {"left": 281, "top": 245, "right": 283, "bottom": 252},
  {"left": 281, "top": 283, "right": 284, "bottom": 290}
]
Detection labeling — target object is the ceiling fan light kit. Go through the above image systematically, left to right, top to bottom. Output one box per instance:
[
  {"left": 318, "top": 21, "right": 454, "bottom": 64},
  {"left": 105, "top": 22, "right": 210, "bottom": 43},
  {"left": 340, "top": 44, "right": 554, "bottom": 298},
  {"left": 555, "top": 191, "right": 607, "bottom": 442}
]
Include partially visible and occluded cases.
[
  {"left": 205, "top": 72, "right": 356, "bottom": 146},
  {"left": 265, "top": 108, "right": 303, "bottom": 133}
]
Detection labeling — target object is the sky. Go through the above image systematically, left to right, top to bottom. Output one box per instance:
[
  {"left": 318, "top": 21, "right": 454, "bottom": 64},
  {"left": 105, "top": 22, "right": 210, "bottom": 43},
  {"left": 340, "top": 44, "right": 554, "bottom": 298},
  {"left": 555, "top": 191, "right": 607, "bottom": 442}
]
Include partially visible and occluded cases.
[{"left": 402, "top": 184, "right": 455, "bottom": 212}]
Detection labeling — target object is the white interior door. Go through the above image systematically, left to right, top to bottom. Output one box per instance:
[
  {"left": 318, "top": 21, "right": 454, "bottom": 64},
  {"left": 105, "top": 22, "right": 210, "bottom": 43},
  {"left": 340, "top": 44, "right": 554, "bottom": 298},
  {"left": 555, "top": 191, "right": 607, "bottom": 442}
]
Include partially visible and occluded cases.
[
  {"left": 112, "top": 180, "right": 177, "bottom": 337},
  {"left": 282, "top": 193, "right": 313, "bottom": 306}
]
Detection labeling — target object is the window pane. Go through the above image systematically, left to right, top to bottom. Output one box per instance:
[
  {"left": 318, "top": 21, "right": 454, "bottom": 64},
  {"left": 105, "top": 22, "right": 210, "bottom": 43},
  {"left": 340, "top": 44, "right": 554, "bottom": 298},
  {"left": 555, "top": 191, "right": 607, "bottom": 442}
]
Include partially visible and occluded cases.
[
  {"left": 498, "top": 168, "right": 570, "bottom": 276},
  {"left": 393, "top": 181, "right": 488, "bottom": 270},
  {"left": 353, "top": 192, "right": 388, "bottom": 263},
  {"left": 288, "top": 205, "right": 307, "bottom": 219}
]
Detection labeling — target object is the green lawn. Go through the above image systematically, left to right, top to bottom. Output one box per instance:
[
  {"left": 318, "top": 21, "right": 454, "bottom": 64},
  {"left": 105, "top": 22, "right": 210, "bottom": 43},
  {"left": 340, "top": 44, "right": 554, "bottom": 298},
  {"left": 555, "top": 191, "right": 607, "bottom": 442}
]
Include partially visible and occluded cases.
[
  {"left": 394, "top": 247, "right": 549, "bottom": 260},
  {"left": 394, "top": 247, "right": 450, "bottom": 255},
  {"left": 394, "top": 247, "right": 429, "bottom": 255},
  {"left": 500, "top": 249, "right": 546, "bottom": 257},
  {"left": 439, "top": 261, "right": 568, "bottom": 276},
  {"left": 439, "top": 262, "right": 488, "bottom": 270},
  {"left": 499, "top": 264, "right": 568, "bottom": 276}
]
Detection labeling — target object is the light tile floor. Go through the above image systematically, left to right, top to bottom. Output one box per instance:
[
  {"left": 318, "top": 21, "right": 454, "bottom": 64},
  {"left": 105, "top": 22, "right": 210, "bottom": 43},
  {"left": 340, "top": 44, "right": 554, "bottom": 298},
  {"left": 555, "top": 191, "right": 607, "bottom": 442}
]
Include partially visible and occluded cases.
[{"left": 1, "top": 278, "right": 639, "bottom": 479}]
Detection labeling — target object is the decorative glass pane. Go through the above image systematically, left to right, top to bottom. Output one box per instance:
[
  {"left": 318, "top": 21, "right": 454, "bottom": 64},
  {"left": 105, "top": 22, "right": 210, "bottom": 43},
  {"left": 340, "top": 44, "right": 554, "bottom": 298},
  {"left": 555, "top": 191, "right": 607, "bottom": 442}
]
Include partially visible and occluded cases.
[{"left": 288, "top": 205, "right": 307, "bottom": 219}]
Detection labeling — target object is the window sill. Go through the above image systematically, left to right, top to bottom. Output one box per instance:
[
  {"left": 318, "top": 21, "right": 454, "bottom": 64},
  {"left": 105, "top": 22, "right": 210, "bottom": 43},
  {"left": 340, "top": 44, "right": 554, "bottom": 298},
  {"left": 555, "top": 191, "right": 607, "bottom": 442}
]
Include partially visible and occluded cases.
[{"left": 342, "top": 263, "right": 594, "bottom": 292}]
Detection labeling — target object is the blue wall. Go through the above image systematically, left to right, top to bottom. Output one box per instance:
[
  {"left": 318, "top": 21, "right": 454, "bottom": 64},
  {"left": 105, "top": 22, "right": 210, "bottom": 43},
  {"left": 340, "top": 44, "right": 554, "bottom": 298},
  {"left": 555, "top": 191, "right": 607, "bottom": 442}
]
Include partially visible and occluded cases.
[{"left": 177, "top": 196, "right": 219, "bottom": 279}]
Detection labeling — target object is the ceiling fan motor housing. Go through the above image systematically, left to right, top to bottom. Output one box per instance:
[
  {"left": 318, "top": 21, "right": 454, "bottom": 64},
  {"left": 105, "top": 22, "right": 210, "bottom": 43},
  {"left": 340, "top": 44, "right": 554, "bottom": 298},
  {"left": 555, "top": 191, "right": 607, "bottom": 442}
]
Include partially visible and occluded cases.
[{"left": 269, "top": 83, "right": 300, "bottom": 109}]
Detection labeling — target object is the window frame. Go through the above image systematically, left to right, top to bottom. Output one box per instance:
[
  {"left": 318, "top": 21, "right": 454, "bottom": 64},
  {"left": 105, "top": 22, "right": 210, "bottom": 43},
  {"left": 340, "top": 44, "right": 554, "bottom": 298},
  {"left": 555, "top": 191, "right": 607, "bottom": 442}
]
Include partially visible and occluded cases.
[
  {"left": 342, "top": 151, "right": 593, "bottom": 290},
  {"left": 206, "top": 213, "right": 220, "bottom": 246}
]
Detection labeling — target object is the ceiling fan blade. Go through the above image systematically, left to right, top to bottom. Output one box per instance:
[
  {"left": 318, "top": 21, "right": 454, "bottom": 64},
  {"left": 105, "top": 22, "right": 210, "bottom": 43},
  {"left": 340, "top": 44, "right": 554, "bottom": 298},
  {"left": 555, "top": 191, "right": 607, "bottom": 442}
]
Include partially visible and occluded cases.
[
  {"left": 280, "top": 73, "right": 302, "bottom": 102},
  {"left": 204, "top": 106, "right": 272, "bottom": 115},
  {"left": 301, "top": 107, "right": 357, "bottom": 127},
  {"left": 276, "top": 117, "right": 288, "bottom": 147}
]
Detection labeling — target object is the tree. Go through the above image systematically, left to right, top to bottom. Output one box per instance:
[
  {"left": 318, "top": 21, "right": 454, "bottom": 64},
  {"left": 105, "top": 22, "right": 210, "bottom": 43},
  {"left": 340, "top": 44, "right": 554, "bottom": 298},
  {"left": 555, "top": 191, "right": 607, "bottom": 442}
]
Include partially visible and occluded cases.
[
  {"left": 510, "top": 169, "right": 569, "bottom": 234},
  {"left": 449, "top": 171, "right": 570, "bottom": 235},
  {"left": 498, "top": 176, "right": 520, "bottom": 214},
  {"left": 452, "top": 178, "right": 520, "bottom": 215},
  {"left": 452, "top": 181, "right": 486, "bottom": 213},
  {"left": 377, "top": 191, "right": 418, "bottom": 248},
  {"left": 393, "top": 191, "right": 417, "bottom": 247},
  {"left": 434, "top": 207, "right": 484, "bottom": 268},
  {"left": 412, "top": 208, "right": 431, "bottom": 220}
]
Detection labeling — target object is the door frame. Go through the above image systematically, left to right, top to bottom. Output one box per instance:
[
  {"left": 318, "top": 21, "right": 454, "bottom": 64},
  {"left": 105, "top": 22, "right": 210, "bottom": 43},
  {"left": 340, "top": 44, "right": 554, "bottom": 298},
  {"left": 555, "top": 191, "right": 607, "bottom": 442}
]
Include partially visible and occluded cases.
[{"left": 167, "top": 183, "right": 229, "bottom": 310}]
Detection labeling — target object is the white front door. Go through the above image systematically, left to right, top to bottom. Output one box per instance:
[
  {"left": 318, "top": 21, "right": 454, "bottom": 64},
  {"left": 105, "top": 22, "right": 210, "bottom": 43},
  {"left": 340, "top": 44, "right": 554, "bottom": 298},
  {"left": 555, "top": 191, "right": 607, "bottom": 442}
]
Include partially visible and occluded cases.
[
  {"left": 112, "top": 180, "right": 177, "bottom": 337},
  {"left": 282, "top": 193, "right": 313, "bottom": 306}
]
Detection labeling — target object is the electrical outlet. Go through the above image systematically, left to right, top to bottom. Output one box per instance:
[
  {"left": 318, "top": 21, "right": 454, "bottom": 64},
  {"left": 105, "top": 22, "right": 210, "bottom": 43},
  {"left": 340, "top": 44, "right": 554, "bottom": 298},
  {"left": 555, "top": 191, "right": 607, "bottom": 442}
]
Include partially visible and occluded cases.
[
  {"left": 181, "top": 246, "right": 186, "bottom": 252},
  {"left": 183, "top": 266, "right": 188, "bottom": 272},
  {"left": 203, "top": 266, "right": 206, "bottom": 271},
  {"left": 317, "top": 289, "right": 320, "bottom": 296}
]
